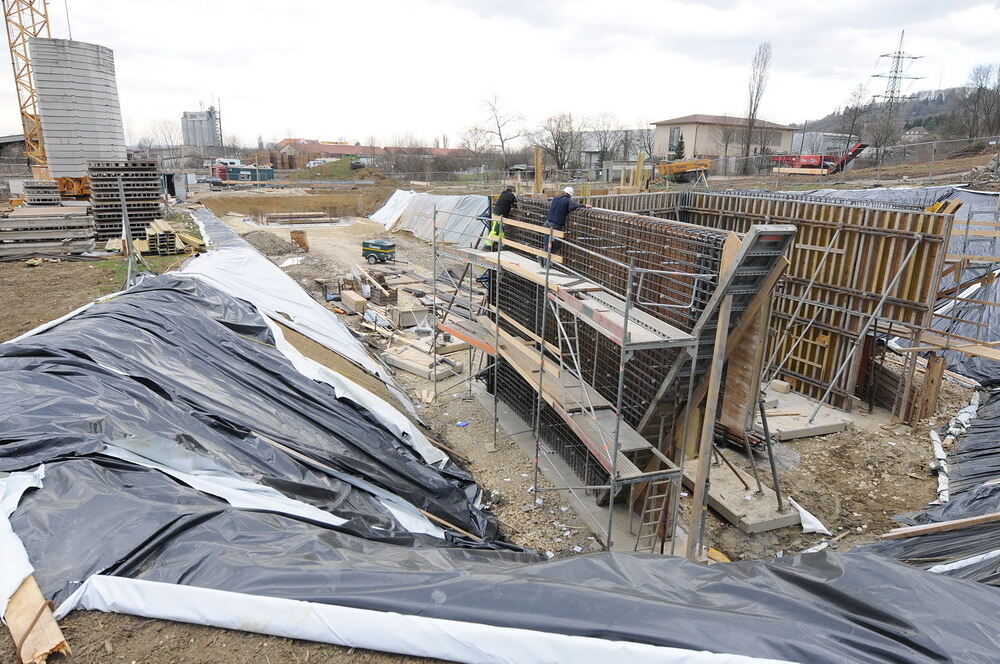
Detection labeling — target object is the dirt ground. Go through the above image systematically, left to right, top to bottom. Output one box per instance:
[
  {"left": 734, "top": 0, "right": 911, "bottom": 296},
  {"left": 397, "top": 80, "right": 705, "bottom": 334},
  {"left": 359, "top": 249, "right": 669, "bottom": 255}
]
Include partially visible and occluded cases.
[
  {"left": 199, "top": 187, "right": 396, "bottom": 223},
  {"left": 0, "top": 255, "right": 180, "bottom": 341}
]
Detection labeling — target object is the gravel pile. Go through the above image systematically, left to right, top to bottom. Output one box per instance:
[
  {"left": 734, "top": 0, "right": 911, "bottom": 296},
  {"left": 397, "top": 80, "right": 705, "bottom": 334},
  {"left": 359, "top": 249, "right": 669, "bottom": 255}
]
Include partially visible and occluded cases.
[{"left": 242, "top": 230, "right": 301, "bottom": 256}]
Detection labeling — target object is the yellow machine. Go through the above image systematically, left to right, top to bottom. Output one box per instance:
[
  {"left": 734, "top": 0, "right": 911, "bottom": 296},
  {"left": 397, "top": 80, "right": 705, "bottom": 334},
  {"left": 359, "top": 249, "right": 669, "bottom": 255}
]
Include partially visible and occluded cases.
[{"left": 657, "top": 158, "right": 711, "bottom": 181}]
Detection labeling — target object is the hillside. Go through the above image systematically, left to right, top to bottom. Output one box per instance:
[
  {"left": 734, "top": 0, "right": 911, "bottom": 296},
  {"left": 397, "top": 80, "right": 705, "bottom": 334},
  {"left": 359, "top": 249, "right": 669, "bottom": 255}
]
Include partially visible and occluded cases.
[{"left": 800, "top": 87, "right": 971, "bottom": 139}]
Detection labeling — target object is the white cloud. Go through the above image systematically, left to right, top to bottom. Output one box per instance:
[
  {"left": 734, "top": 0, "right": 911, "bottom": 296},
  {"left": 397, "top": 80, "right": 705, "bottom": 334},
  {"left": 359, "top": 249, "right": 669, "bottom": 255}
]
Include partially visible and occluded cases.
[{"left": 0, "top": 0, "right": 995, "bottom": 146}]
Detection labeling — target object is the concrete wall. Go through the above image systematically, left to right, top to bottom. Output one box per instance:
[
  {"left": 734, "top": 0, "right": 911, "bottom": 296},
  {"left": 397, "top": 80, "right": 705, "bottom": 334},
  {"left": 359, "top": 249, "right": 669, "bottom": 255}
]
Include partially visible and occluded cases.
[{"left": 29, "top": 38, "right": 127, "bottom": 178}]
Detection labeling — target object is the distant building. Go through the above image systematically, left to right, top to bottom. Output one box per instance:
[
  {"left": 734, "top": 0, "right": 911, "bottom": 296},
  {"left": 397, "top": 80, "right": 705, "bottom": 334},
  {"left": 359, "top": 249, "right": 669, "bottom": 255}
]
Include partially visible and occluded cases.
[
  {"left": 181, "top": 106, "right": 222, "bottom": 148},
  {"left": 651, "top": 114, "right": 796, "bottom": 158},
  {"left": 901, "top": 126, "right": 931, "bottom": 143},
  {"left": 791, "top": 131, "right": 860, "bottom": 155},
  {"left": 0, "top": 133, "right": 26, "bottom": 163},
  {"left": 276, "top": 139, "right": 385, "bottom": 165}
]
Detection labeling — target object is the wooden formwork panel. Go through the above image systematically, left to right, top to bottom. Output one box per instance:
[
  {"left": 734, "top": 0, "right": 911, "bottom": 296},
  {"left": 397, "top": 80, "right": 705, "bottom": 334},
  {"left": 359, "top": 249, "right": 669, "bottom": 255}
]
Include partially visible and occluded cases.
[{"left": 680, "top": 191, "right": 953, "bottom": 410}]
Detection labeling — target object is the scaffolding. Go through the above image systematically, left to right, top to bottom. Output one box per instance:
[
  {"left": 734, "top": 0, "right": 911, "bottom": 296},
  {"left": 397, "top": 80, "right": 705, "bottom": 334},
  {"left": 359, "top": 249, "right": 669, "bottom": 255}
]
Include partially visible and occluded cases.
[
  {"left": 427, "top": 202, "right": 799, "bottom": 555},
  {"left": 430, "top": 208, "right": 708, "bottom": 551}
]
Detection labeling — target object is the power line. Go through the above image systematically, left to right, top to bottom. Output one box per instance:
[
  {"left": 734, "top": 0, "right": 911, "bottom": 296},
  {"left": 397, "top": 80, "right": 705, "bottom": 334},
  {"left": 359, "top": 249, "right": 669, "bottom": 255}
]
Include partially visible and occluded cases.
[{"left": 871, "top": 30, "right": 923, "bottom": 153}]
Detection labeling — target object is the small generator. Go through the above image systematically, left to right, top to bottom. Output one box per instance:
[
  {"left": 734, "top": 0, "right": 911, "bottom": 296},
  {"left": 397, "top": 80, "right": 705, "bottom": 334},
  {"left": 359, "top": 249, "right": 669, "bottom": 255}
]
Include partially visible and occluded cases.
[{"left": 362, "top": 240, "right": 396, "bottom": 264}]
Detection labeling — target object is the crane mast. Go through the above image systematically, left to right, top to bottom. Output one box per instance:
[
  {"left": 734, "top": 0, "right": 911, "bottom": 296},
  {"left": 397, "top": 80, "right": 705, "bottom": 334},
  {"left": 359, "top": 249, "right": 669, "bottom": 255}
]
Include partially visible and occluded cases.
[{"left": 3, "top": 0, "right": 50, "bottom": 178}]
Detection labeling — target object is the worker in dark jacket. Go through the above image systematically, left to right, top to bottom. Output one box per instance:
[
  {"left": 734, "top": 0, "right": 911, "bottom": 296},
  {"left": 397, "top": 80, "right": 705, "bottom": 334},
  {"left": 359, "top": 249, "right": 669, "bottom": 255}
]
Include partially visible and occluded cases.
[
  {"left": 494, "top": 185, "right": 517, "bottom": 218},
  {"left": 484, "top": 186, "right": 516, "bottom": 250},
  {"left": 541, "top": 187, "right": 589, "bottom": 263}
]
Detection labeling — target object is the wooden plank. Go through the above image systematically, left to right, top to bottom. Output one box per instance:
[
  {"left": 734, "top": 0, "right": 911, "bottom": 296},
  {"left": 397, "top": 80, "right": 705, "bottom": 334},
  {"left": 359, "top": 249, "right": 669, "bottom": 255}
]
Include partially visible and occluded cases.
[
  {"left": 501, "top": 217, "right": 564, "bottom": 238},
  {"left": 503, "top": 237, "right": 564, "bottom": 263},
  {"left": 945, "top": 254, "right": 1000, "bottom": 263},
  {"left": 686, "top": 293, "right": 733, "bottom": 559},
  {"left": 490, "top": 306, "right": 561, "bottom": 356},
  {"left": 437, "top": 319, "right": 496, "bottom": 355},
  {"left": 493, "top": 325, "right": 609, "bottom": 412},
  {"left": 382, "top": 346, "right": 462, "bottom": 380},
  {"left": 916, "top": 354, "right": 945, "bottom": 420},
  {"left": 881, "top": 511, "right": 1000, "bottom": 540},
  {"left": 4, "top": 575, "right": 70, "bottom": 664}
]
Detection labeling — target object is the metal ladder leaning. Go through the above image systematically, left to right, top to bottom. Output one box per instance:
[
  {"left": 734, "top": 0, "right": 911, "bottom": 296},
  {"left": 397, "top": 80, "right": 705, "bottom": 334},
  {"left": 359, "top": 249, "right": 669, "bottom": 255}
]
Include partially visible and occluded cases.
[{"left": 634, "top": 475, "right": 674, "bottom": 552}]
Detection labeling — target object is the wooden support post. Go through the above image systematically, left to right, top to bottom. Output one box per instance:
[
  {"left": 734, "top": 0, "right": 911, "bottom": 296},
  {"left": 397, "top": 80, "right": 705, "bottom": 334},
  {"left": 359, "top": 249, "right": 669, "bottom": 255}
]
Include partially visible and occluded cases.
[
  {"left": 533, "top": 147, "right": 543, "bottom": 196},
  {"left": 685, "top": 294, "right": 733, "bottom": 561},
  {"left": 917, "top": 354, "right": 946, "bottom": 420},
  {"left": 4, "top": 575, "right": 69, "bottom": 664}
]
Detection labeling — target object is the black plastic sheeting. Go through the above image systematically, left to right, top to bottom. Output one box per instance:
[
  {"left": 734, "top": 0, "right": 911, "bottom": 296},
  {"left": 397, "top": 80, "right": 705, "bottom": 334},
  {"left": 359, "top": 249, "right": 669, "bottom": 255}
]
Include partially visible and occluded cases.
[
  {"left": 927, "top": 270, "right": 1000, "bottom": 385},
  {"left": 4, "top": 272, "right": 1000, "bottom": 662},
  {"left": 0, "top": 275, "right": 509, "bottom": 547},
  {"left": 950, "top": 388, "right": 1000, "bottom": 494}
]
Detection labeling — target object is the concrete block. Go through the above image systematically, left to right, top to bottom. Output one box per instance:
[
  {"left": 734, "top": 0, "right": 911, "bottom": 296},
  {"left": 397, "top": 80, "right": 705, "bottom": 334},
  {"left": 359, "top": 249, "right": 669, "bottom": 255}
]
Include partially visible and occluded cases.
[{"left": 768, "top": 379, "right": 791, "bottom": 394}]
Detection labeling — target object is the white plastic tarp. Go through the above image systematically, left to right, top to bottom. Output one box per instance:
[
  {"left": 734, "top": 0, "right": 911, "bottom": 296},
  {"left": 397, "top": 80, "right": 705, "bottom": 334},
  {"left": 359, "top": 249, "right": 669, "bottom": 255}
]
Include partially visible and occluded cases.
[{"left": 370, "top": 189, "right": 489, "bottom": 246}]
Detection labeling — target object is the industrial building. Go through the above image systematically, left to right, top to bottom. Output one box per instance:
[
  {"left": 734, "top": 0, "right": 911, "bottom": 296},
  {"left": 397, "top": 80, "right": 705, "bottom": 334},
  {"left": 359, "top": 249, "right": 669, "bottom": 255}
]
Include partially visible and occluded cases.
[{"left": 181, "top": 106, "right": 222, "bottom": 148}]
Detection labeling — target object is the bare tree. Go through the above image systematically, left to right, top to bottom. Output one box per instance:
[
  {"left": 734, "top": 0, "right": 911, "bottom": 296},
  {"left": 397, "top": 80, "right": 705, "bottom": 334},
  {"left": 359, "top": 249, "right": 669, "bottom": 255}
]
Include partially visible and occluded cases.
[
  {"left": 741, "top": 42, "right": 771, "bottom": 173},
  {"left": 960, "top": 64, "right": 1000, "bottom": 138},
  {"left": 839, "top": 83, "right": 869, "bottom": 154},
  {"left": 475, "top": 94, "right": 523, "bottom": 168},
  {"left": 533, "top": 113, "right": 583, "bottom": 170},
  {"left": 589, "top": 113, "right": 625, "bottom": 168},
  {"left": 711, "top": 116, "right": 738, "bottom": 174},
  {"left": 148, "top": 120, "right": 183, "bottom": 166},
  {"left": 460, "top": 126, "right": 494, "bottom": 158},
  {"left": 637, "top": 127, "right": 657, "bottom": 160}
]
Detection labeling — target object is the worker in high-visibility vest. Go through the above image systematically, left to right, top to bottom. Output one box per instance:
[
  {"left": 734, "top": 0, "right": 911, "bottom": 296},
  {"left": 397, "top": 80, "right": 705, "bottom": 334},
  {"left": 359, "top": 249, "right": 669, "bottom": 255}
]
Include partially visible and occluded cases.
[{"left": 484, "top": 185, "right": 516, "bottom": 251}]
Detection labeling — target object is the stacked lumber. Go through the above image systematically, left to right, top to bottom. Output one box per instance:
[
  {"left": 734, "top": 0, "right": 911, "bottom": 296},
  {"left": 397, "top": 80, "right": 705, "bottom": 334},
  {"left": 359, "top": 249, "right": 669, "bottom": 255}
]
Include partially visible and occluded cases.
[
  {"left": 0, "top": 205, "right": 95, "bottom": 257},
  {"left": 102, "top": 220, "right": 204, "bottom": 256}
]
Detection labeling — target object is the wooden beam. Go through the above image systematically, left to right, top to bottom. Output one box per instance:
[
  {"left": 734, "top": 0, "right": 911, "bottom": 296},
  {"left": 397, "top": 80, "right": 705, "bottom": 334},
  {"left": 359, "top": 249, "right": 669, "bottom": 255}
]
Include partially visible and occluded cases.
[
  {"left": 533, "top": 146, "right": 543, "bottom": 195},
  {"left": 501, "top": 217, "right": 565, "bottom": 238},
  {"left": 503, "top": 238, "right": 565, "bottom": 263},
  {"left": 685, "top": 293, "right": 733, "bottom": 560},
  {"left": 916, "top": 354, "right": 945, "bottom": 420},
  {"left": 880, "top": 511, "right": 1000, "bottom": 540},
  {"left": 4, "top": 576, "right": 69, "bottom": 664}
]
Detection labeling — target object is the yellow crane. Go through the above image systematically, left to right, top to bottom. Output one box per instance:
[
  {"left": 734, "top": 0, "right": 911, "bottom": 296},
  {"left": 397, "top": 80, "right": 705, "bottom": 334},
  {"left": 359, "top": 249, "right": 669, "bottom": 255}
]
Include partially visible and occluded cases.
[
  {"left": 3, "top": 0, "right": 88, "bottom": 195},
  {"left": 3, "top": 0, "right": 49, "bottom": 175}
]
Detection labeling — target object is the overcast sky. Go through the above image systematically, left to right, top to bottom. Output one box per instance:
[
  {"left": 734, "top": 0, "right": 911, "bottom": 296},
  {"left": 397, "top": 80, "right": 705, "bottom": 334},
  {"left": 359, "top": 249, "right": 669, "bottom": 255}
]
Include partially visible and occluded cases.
[{"left": 0, "top": 0, "right": 997, "bottom": 147}]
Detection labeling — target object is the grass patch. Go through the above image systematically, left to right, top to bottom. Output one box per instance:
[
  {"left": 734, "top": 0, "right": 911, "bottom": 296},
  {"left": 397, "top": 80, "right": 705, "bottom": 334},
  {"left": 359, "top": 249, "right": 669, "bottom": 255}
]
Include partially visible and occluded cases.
[
  {"left": 287, "top": 158, "right": 392, "bottom": 184},
  {"left": 289, "top": 158, "right": 356, "bottom": 181},
  {"left": 92, "top": 255, "right": 191, "bottom": 285}
]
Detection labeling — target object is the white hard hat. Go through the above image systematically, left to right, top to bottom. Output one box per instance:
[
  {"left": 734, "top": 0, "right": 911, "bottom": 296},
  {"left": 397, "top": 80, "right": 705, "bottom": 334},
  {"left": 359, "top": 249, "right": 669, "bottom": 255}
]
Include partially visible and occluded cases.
[{"left": 563, "top": 186, "right": 574, "bottom": 196}]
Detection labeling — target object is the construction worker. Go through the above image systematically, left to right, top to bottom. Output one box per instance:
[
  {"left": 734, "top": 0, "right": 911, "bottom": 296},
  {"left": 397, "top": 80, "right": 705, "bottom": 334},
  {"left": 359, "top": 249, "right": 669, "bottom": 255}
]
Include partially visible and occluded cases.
[
  {"left": 485, "top": 185, "right": 516, "bottom": 250},
  {"left": 541, "top": 186, "right": 589, "bottom": 263}
]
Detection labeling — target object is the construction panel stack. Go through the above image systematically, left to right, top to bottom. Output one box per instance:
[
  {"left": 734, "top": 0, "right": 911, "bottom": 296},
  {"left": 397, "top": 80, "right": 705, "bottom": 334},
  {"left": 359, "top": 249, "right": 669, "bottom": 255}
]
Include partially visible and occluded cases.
[
  {"left": 88, "top": 160, "right": 162, "bottom": 240},
  {"left": 23, "top": 180, "right": 61, "bottom": 206},
  {"left": 0, "top": 205, "right": 95, "bottom": 257}
]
